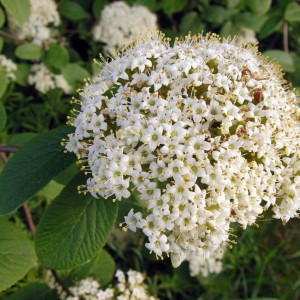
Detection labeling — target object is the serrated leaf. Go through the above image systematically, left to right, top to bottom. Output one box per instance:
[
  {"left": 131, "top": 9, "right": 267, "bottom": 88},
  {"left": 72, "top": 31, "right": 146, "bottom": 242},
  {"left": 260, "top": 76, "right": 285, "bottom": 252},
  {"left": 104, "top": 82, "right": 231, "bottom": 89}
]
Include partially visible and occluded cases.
[
  {"left": 1, "top": 0, "right": 31, "bottom": 26},
  {"left": 162, "top": 0, "right": 187, "bottom": 14},
  {"left": 247, "top": 0, "right": 272, "bottom": 16},
  {"left": 58, "top": 1, "right": 90, "bottom": 21},
  {"left": 284, "top": 2, "right": 300, "bottom": 22},
  {"left": 0, "top": 7, "right": 5, "bottom": 28},
  {"left": 15, "top": 43, "right": 43, "bottom": 61},
  {"left": 44, "top": 44, "right": 69, "bottom": 72},
  {"left": 263, "top": 50, "right": 295, "bottom": 73},
  {"left": 62, "top": 63, "right": 89, "bottom": 87},
  {"left": 0, "top": 70, "right": 8, "bottom": 99},
  {"left": 0, "top": 102, "right": 6, "bottom": 131},
  {"left": 0, "top": 126, "right": 76, "bottom": 215},
  {"left": 35, "top": 174, "right": 118, "bottom": 269},
  {"left": 0, "top": 218, "right": 37, "bottom": 292},
  {"left": 68, "top": 249, "right": 116, "bottom": 286},
  {"left": 5, "top": 283, "right": 59, "bottom": 300}
]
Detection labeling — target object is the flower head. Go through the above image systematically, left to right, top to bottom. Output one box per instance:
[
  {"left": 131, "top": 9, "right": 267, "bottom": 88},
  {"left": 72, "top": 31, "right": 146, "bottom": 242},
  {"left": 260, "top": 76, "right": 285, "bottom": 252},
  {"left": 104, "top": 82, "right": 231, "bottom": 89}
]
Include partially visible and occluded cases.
[
  {"left": 92, "top": 1, "right": 157, "bottom": 54},
  {"left": 65, "top": 32, "right": 300, "bottom": 267}
]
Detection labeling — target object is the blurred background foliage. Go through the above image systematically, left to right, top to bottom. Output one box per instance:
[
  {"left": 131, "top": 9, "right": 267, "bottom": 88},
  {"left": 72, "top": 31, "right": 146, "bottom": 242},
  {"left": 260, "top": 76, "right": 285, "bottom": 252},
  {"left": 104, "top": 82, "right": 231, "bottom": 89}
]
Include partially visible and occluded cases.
[{"left": 0, "top": 0, "right": 300, "bottom": 299}]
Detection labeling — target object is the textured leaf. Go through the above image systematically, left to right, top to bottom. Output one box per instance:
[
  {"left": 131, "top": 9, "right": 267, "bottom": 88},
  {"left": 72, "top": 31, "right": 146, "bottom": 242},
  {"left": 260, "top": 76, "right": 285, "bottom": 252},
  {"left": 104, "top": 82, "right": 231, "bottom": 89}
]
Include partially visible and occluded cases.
[
  {"left": 1, "top": 0, "right": 30, "bottom": 26},
  {"left": 58, "top": 1, "right": 90, "bottom": 21},
  {"left": 284, "top": 2, "right": 300, "bottom": 22},
  {"left": 15, "top": 43, "right": 43, "bottom": 61},
  {"left": 264, "top": 50, "right": 295, "bottom": 73},
  {"left": 0, "top": 102, "right": 6, "bottom": 131},
  {"left": 0, "top": 126, "right": 75, "bottom": 215},
  {"left": 35, "top": 174, "right": 118, "bottom": 269},
  {"left": 0, "top": 218, "right": 37, "bottom": 292},
  {"left": 68, "top": 249, "right": 116, "bottom": 286},
  {"left": 5, "top": 283, "right": 59, "bottom": 300}
]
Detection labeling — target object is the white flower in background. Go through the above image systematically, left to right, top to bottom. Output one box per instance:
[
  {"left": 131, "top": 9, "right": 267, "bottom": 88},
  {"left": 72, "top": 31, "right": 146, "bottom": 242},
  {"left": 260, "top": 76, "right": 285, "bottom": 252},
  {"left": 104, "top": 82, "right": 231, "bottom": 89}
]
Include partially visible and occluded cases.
[
  {"left": 10, "top": 0, "right": 62, "bottom": 47},
  {"left": 92, "top": 1, "right": 157, "bottom": 54},
  {"left": 65, "top": 32, "right": 300, "bottom": 268},
  {"left": 0, "top": 55, "right": 17, "bottom": 80},
  {"left": 28, "top": 63, "right": 72, "bottom": 94},
  {"left": 188, "top": 244, "right": 226, "bottom": 277},
  {"left": 65, "top": 270, "right": 158, "bottom": 300}
]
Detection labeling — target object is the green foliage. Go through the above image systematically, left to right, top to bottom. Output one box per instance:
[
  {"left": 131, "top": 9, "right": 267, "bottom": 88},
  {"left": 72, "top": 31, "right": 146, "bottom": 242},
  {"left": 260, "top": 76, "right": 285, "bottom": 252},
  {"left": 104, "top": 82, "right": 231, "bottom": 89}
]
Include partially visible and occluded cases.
[
  {"left": 1, "top": 0, "right": 31, "bottom": 26},
  {"left": 162, "top": 0, "right": 187, "bottom": 14},
  {"left": 247, "top": 0, "right": 272, "bottom": 15},
  {"left": 58, "top": 1, "right": 90, "bottom": 21},
  {"left": 284, "top": 2, "right": 300, "bottom": 22},
  {"left": 0, "top": 7, "right": 5, "bottom": 28},
  {"left": 15, "top": 44, "right": 43, "bottom": 61},
  {"left": 44, "top": 45, "right": 69, "bottom": 72},
  {"left": 264, "top": 50, "right": 295, "bottom": 72},
  {"left": 62, "top": 63, "right": 90, "bottom": 87},
  {"left": 0, "top": 70, "right": 8, "bottom": 99},
  {"left": 0, "top": 101, "right": 6, "bottom": 131},
  {"left": 0, "top": 126, "right": 75, "bottom": 215},
  {"left": 35, "top": 173, "right": 118, "bottom": 269},
  {"left": 0, "top": 218, "right": 37, "bottom": 292},
  {"left": 67, "top": 249, "right": 116, "bottom": 286},
  {"left": 5, "top": 283, "right": 59, "bottom": 300}
]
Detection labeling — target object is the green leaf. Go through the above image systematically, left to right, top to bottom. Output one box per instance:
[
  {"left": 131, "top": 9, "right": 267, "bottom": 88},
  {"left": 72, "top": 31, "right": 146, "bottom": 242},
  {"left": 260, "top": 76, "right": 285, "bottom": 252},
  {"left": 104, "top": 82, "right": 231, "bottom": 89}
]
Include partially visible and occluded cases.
[
  {"left": 1, "top": 0, "right": 31, "bottom": 26},
  {"left": 92, "top": 0, "right": 108, "bottom": 18},
  {"left": 162, "top": 0, "right": 187, "bottom": 14},
  {"left": 227, "top": 0, "right": 240, "bottom": 9},
  {"left": 247, "top": 0, "right": 272, "bottom": 15},
  {"left": 58, "top": 1, "right": 90, "bottom": 21},
  {"left": 284, "top": 2, "right": 300, "bottom": 22},
  {"left": 203, "top": 5, "right": 227, "bottom": 24},
  {"left": 0, "top": 7, "right": 5, "bottom": 28},
  {"left": 179, "top": 12, "right": 204, "bottom": 35},
  {"left": 236, "top": 12, "right": 267, "bottom": 31},
  {"left": 259, "top": 13, "right": 282, "bottom": 39},
  {"left": 220, "top": 21, "right": 239, "bottom": 37},
  {"left": 0, "top": 37, "right": 3, "bottom": 52},
  {"left": 15, "top": 43, "right": 43, "bottom": 61},
  {"left": 44, "top": 44, "right": 69, "bottom": 72},
  {"left": 263, "top": 50, "right": 295, "bottom": 73},
  {"left": 15, "top": 63, "right": 31, "bottom": 86},
  {"left": 62, "top": 63, "right": 89, "bottom": 87},
  {"left": 0, "top": 70, "right": 8, "bottom": 99},
  {"left": 0, "top": 102, "right": 6, "bottom": 131},
  {"left": 0, "top": 126, "right": 76, "bottom": 215},
  {"left": 35, "top": 174, "right": 118, "bottom": 269},
  {"left": 0, "top": 218, "right": 37, "bottom": 292},
  {"left": 68, "top": 249, "right": 116, "bottom": 286},
  {"left": 6, "top": 283, "right": 59, "bottom": 300}
]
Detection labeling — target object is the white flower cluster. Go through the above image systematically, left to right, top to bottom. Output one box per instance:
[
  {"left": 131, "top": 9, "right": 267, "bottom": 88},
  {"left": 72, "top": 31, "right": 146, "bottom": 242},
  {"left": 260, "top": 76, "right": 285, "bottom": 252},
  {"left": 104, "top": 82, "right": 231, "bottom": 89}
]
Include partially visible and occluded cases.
[
  {"left": 10, "top": 0, "right": 61, "bottom": 47},
  {"left": 93, "top": 1, "right": 157, "bottom": 54},
  {"left": 65, "top": 32, "right": 300, "bottom": 267},
  {"left": 0, "top": 55, "right": 17, "bottom": 80},
  {"left": 28, "top": 63, "right": 72, "bottom": 94},
  {"left": 188, "top": 245, "right": 225, "bottom": 277},
  {"left": 66, "top": 270, "right": 157, "bottom": 300}
]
